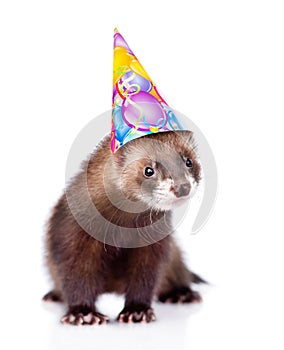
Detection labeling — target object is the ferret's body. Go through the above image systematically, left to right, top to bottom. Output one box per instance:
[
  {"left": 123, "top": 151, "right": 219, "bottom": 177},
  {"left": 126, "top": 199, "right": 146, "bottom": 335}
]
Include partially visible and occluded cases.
[{"left": 43, "top": 131, "right": 204, "bottom": 325}]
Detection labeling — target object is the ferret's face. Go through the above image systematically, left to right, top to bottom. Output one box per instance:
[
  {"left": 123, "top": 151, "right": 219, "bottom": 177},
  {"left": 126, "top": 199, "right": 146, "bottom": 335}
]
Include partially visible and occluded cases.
[{"left": 115, "top": 131, "right": 201, "bottom": 211}]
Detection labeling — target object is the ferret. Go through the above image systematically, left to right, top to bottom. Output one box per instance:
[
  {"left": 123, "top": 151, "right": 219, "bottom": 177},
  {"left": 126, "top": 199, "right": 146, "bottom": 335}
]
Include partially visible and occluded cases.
[{"left": 43, "top": 130, "right": 205, "bottom": 325}]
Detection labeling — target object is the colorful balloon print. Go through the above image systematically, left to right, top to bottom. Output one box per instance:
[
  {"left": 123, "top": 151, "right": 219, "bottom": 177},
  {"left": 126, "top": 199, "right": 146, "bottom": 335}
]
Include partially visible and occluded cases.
[
  {"left": 111, "top": 29, "right": 184, "bottom": 153},
  {"left": 119, "top": 71, "right": 152, "bottom": 94},
  {"left": 122, "top": 92, "right": 167, "bottom": 131}
]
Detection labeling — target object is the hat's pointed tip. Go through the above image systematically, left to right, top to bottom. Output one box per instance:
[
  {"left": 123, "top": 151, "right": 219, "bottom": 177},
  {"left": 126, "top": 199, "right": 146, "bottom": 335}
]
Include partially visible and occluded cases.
[{"left": 114, "top": 27, "right": 119, "bottom": 34}]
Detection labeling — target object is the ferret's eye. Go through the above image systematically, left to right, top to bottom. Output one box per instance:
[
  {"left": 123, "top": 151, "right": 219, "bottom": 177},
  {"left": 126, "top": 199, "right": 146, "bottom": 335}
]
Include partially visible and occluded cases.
[
  {"left": 186, "top": 158, "right": 193, "bottom": 168},
  {"left": 144, "top": 167, "right": 155, "bottom": 177}
]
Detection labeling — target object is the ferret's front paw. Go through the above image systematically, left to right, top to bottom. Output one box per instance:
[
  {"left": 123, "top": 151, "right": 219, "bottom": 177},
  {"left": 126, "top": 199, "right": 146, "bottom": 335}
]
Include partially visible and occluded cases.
[
  {"left": 158, "top": 286, "right": 202, "bottom": 304},
  {"left": 117, "top": 305, "right": 156, "bottom": 323},
  {"left": 61, "top": 307, "right": 109, "bottom": 326}
]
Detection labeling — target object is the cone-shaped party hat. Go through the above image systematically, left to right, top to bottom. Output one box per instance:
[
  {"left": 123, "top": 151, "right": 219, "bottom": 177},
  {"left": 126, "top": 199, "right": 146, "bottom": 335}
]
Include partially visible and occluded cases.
[{"left": 111, "top": 29, "right": 184, "bottom": 153}]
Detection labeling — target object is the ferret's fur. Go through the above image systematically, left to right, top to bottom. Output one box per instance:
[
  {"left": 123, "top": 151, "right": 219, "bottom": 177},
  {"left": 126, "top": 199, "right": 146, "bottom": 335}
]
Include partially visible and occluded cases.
[{"left": 43, "top": 131, "right": 205, "bottom": 325}]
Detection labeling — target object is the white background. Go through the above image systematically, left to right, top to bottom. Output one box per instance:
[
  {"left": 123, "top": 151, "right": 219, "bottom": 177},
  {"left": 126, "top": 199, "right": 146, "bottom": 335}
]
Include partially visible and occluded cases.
[{"left": 1, "top": 0, "right": 284, "bottom": 349}]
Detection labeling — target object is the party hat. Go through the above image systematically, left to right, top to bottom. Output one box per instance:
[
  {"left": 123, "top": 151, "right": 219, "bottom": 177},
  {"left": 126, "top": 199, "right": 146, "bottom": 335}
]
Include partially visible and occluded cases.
[{"left": 111, "top": 29, "right": 184, "bottom": 153}]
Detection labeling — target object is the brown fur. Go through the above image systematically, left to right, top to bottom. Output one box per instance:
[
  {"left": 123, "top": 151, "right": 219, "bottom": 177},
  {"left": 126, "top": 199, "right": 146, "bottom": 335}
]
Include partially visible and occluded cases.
[{"left": 43, "top": 131, "right": 205, "bottom": 325}]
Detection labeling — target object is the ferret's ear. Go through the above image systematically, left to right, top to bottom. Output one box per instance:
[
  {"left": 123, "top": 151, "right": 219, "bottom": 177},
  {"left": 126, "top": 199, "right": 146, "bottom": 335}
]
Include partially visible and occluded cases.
[
  {"left": 174, "top": 130, "right": 196, "bottom": 150},
  {"left": 175, "top": 130, "right": 194, "bottom": 143}
]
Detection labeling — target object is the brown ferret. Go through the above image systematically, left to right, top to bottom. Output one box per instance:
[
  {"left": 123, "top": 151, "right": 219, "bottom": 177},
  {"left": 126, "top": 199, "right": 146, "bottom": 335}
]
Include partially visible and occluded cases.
[{"left": 43, "top": 130, "right": 206, "bottom": 325}]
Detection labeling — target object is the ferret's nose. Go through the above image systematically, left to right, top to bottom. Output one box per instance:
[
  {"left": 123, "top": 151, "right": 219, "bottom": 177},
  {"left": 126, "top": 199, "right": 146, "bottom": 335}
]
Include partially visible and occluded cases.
[{"left": 173, "top": 183, "right": 191, "bottom": 198}]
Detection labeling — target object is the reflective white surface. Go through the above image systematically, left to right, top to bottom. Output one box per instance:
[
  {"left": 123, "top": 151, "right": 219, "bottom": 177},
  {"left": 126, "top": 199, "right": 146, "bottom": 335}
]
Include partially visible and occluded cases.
[{"left": 1, "top": 0, "right": 284, "bottom": 349}]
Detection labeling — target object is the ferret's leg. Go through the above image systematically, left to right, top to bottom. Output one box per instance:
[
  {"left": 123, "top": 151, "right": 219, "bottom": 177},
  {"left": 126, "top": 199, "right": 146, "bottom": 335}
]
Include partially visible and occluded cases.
[
  {"left": 51, "top": 234, "right": 109, "bottom": 326},
  {"left": 43, "top": 236, "right": 64, "bottom": 302},
  {"left": 117, "top": 242, "right": 170, "bottom": 324},
  {"left": 156, "top": 243, "right": 205, "bottom": 304},
  {"left": 60, "top": 271, "right": 109, "bottom": 326},
  {"left": 158, "top": 285, "right": 202, "bottom": 304},
  {"left": 42, "top": 290, "right": 63, "bottom": 302}
]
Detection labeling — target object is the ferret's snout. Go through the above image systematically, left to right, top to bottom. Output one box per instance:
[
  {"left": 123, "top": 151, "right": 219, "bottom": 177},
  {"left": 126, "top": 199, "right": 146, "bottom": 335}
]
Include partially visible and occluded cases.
[{"left": 173, "top": 183, "right": 191, "bottom": 198}]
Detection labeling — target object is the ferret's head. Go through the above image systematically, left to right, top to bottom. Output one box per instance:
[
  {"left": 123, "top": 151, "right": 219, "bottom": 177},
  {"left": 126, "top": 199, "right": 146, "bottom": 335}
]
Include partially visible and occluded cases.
[{"left": 113, "top": 131, "right": 201, "bottom": 211}]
